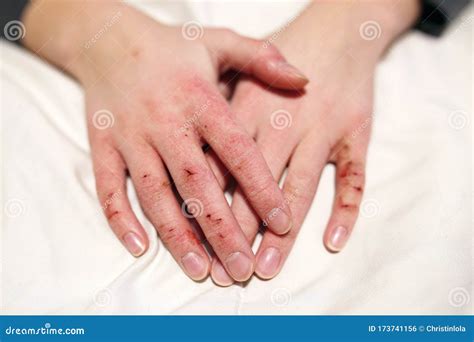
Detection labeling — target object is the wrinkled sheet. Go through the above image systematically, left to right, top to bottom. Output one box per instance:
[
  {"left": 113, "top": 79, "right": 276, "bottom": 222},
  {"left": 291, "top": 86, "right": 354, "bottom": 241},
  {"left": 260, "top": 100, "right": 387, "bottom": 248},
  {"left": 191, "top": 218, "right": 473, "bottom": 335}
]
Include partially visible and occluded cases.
[{"left": 1, "top": 1, "right": 472, "bottom": 314}]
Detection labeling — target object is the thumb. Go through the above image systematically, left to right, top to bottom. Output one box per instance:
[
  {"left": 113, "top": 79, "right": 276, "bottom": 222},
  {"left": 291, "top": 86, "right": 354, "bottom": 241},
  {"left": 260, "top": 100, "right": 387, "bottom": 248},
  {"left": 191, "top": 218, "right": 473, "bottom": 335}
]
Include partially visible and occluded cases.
[{"left": 203, "top": 28, "right": 309, "bottom": 90}]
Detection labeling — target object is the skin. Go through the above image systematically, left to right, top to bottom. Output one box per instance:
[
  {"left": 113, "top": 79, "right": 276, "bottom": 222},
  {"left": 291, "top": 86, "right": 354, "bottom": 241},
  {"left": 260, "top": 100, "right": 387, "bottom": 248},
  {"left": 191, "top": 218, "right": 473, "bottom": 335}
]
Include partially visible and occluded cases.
[
  {"left": 209, "top": 0, "right": 421, "bottom": 285},
  {"left": 21, "top": 1, "right": 310, "bottom": 281}
]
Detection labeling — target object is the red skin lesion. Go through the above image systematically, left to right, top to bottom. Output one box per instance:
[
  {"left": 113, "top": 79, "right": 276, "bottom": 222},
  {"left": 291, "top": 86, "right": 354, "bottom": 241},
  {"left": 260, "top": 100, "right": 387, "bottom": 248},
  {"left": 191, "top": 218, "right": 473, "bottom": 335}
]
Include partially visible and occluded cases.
[
  {"left": 131, "top": 48, "right": 141, "bottom": 59},
  {"left": 333, "top": 142, "right": 365, "bottom": 211},
  {"left": 338, "top": 161, "right": 353, "bottom": 178},
  {"left": 183, "top": 164, "right": 202, "bottom": 177},
  {"left": 184, "top": 168, "right": 196, "bottom": 177},
  {"left": 337, "top": 196, "right": 358, "bottom": 212},
  {"left": 106, "top": 210, "right": 120, "bottom": 220},
  {"left": 206, "top": 213, "right": 223, "bottom": 225},
  {"left": 160, "top": 224, "right": 202, "bottom": 247},
  {"left": 183, "top": 229, "right": 201, "bottom": 245}
]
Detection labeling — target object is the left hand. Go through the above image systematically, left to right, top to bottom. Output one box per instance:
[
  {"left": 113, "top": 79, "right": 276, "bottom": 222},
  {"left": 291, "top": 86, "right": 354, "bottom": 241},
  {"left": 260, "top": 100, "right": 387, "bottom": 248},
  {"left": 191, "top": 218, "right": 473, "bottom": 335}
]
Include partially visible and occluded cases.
[{"left": 209, "top": 0, "right": 420, "bottom": 285}]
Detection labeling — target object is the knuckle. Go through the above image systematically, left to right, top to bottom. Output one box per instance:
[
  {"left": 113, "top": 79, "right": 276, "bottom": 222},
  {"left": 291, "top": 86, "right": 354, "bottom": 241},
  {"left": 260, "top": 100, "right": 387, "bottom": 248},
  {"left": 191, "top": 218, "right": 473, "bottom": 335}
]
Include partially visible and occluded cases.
[
  {"left": 183, "top": 76, "right": 217, "bottom": 102},
  {"left": 221, "top": 133, "right": 255, "bottom": 169},
  {"left": 336, "top": 161, "right": 365, "bottom": 212},
  {"left": 338, "top": 161, "right": 365, "bottom": 187},
  {"left": 180, "top": 163, "right": 213, "bottom": 191},
  {"left": 288, "top": 168, "right": 316, "bottom": 187},
  {"left": 94, "top": 171, "right": 122, "bottom": 194},
  {"left": 136, "top": 173, "right": 171, "bottom": 207},
  {"left": 246, "top": 176, "right": 276, "bottom": 202},
  {"left": 283, "top": 181, "right": 310, "bottom": 204},
  {"left": 98, "top": 187, "right": 124, "bottom": 208},
  {"left": 336, "top": 190, "right": 361, "bottom": 211},
  {"left": 336, "top": 195, "right": 360, "bottom": 213},
  {"left": 104, "top": 207, "right": 125, "bottom": 225},
  {"left": 204, "top": 212, "right": 225, "bottom": 228},
  {"left": 204, "top": 223, "right": 235, "bottom": 249},
  {"left": 159, "top": 225, "right": 183, "bottom": 246},
  {"left": 159, "top": 225, "right": 200, "bottom": 248}
]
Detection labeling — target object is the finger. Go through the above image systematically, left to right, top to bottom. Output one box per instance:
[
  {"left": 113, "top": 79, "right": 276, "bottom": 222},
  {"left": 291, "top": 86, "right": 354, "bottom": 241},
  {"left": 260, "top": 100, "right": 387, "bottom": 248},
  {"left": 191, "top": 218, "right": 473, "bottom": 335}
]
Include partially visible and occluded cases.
[
  {"left": 204, "top": 29, "right": 308, "bottom": 90},
  {"left": 217, "top": 69, "right": 239, "bottom": 100},
  {"left": 199, "top": 101, "right": 293, "bottom": 236},
  {"left": 204, "top": 104, "right": 258, "bottom": 191},
  {"left": 210, "top": 133, "right": 295, "bottom": 285},
  {"left": 158, "top": 136, "right": 255, "bottom": 282},
  {"left": 255, "top": 138, "right": 329, "bottom": 279},
  {"left": 120, "top": 139, "right": 210, "bottom": 280},
  {"left": 323, "top": 139, "right": 367, "bottom": 252},
  {"left": 92, "top": 143, "right": 148, "bottom": 257},
  {"left": 205, "top": 148, "right": 229, "bottom": 190}
]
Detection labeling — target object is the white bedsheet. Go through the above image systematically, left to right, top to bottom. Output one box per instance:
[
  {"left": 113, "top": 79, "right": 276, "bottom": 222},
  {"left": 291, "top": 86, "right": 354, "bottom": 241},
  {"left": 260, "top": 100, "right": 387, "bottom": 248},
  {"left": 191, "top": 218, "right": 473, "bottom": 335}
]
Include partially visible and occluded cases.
[{"left": 1, "top": 1, "right": 472, "bottom": 315}]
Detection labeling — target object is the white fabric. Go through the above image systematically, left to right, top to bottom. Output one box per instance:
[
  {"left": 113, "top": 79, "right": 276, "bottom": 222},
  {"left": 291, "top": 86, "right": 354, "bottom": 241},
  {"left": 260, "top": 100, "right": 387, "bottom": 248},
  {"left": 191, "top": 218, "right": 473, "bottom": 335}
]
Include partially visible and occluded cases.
[{"left": 1, "top": 1, "right": 472, "bottom": 315}]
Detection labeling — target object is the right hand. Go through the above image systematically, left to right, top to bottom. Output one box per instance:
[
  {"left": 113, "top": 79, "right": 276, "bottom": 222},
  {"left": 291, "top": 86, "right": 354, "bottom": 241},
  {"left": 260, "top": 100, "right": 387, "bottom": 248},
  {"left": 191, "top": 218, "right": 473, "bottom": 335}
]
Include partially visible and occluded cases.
[{"left": 22, "top": 1, "right": 308, "bottom": 281}]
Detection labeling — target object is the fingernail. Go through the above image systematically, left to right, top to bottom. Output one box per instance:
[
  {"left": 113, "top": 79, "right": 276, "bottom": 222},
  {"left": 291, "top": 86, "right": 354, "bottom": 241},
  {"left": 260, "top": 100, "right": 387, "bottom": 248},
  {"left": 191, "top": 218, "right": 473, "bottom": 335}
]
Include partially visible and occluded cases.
[
  {"left": 270, "top": 60, "right": 308, "bottom": 82},
  {"left": 270, "top": 209, "right": 293, "bottom": 235},
  {"left": 328, "top": 226, "right": 348, "bottom": 252},
  {"left": 123, "top": 232, "right": 146, "bottom": 257},
  {"left": 256, "top": 247, "right": 281, "bottom": 279},
  {"left": 182, "top": 252, "right": 208, "bottom": 280},
  {"left": 225, "top": 252, "right": 253, "bottom": 281},
  {"left": 211, "top": 260, "right": 234, "bottom": 287}
]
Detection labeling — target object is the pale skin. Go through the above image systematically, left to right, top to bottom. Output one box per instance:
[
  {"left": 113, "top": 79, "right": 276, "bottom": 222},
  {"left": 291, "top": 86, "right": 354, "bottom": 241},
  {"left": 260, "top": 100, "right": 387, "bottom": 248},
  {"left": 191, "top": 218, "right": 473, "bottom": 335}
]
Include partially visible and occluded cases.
[
  {"left": 21, "top": 0, "right": 419, "bottom": 285},
  {"left": 22, "top": 0, "right": 308, "bottom": 282},
  {"left": 208, "top": 0, "right": 421, "bottom": 285}
]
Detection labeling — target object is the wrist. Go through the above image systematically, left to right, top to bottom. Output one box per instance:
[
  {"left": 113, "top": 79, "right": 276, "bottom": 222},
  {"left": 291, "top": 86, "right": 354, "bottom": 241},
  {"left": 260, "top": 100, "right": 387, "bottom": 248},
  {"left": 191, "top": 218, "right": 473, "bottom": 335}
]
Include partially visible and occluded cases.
[
  {"left": 274, "top": 0, "right": 420, "bottom": 67},
  {"left": 315, "top": 0, "right": 420, "bottom": 60},
  {"left": 351, "top": 0, "right": 421, "bottom": 58},
  {"left": 21, "top": 1, "right": 150, "bottom": 85}
]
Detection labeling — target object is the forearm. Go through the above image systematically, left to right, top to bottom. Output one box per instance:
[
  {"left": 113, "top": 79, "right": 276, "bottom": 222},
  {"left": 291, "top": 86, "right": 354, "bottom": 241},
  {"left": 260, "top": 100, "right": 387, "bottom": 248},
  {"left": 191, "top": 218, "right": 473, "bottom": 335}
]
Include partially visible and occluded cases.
[
  {"left": 21, "top": 0, "right": 150, "bottom": 83},
  {"left": 274, "top": 0, "right": 420, "bottom": 68}
]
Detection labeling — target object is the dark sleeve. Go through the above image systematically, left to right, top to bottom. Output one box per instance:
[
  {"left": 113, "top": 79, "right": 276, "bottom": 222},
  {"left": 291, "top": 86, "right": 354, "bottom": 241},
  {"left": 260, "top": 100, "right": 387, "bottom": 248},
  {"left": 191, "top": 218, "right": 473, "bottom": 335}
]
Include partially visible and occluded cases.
[
  {"left": 1, "top": 0, "right": 29, "bottom": 42},
  {"left": 416, "top": 0, "right": 471, "bottom": 36}
]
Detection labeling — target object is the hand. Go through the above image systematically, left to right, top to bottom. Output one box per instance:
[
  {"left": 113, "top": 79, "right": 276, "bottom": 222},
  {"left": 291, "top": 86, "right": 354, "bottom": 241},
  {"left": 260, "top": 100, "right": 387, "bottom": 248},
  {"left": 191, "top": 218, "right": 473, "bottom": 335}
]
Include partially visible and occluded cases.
[
  {"left": 209, "top": 0, "right": 420, "bottom": 285},
  {"left": 22, "top": 1, "right": 309, "bottom": 281}
]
